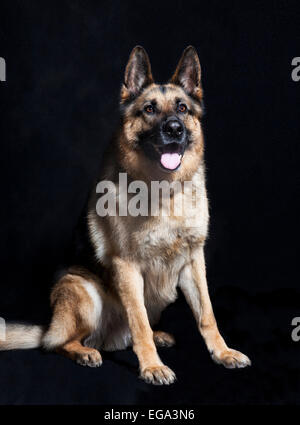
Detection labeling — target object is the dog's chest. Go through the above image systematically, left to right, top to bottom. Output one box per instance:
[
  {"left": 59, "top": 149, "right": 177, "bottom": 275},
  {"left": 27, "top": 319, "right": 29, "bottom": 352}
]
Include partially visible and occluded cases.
[
  {"left": 133, "top": 218, "right": 204, "bottom": 262},
  {"left": 131, "top": 220, "right": 203, "bottom": 321}
]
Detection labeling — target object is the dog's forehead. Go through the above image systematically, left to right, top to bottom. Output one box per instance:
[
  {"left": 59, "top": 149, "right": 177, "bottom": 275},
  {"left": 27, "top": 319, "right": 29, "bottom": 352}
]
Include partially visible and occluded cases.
[{"left": 141, "top": 84, "right": 188, "bottom": 104}]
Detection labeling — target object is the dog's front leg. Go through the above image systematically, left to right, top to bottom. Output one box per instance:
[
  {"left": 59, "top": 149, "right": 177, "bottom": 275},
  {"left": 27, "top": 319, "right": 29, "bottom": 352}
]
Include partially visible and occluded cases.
[
  {"left": 179, "top": 247, "right": 251, "bottom": 369},
  {"left": 112, "top": 257, "right": 176, "bottom": 385}
]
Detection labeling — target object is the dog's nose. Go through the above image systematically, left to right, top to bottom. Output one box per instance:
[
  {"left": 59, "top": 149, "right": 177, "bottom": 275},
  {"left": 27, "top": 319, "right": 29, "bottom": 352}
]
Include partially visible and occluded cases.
[{"left": 163, "top": 118, "right": 184, "bottom": 140}]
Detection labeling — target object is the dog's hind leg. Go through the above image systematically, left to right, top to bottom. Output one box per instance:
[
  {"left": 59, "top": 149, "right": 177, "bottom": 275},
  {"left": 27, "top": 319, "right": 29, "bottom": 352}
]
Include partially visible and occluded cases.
[
  {"left": 43, "top": 268, "right": 103, "bottom": 367},
  {"left": 153, "top": 331, "right": 175, "bottom": 348},
  {"left": 59, "top": 339, "right": 102, "bottom": 367}
]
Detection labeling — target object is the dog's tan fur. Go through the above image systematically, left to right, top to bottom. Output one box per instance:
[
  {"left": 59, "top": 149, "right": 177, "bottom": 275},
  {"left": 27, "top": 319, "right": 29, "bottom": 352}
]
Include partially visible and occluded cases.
[{"left": 0, "top": 46, "right": 250, "bottom": 384}]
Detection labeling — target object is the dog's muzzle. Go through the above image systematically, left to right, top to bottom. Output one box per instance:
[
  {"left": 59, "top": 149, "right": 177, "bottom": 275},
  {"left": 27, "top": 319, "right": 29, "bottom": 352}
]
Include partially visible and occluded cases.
[{"left": 159, "top": 116, "right": 186, "bottom": 171}]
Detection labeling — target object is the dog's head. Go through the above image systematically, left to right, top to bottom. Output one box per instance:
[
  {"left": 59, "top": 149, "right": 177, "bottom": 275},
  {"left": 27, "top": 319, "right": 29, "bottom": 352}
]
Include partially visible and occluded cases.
[{"left": 119, "top": 46, "right": 204, "bottom": 181}]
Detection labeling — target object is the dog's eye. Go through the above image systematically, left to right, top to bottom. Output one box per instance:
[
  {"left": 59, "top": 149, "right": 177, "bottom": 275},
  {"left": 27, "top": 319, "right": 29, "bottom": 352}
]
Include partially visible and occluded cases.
[
  {"left": 177, "top": 103, "right": 187, "bottom": 113},
  {"left": 144, "top": 104, "right": 154, "bottom": 114}
]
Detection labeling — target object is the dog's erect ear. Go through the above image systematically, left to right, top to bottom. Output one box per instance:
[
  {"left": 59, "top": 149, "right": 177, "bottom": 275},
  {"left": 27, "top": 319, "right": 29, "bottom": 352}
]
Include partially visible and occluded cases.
[
  {"left": 121, "top": 46, "right": 153, "bottom": 102},
  {"left": 170, "top": 46, "right": 202, "bottom": 101}
]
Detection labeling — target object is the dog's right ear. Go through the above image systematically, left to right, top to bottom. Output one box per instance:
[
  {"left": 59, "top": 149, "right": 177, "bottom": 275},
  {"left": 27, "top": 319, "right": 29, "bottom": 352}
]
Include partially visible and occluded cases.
[{"left": 121, "top": 46, "right": 153, "bottom": 102}]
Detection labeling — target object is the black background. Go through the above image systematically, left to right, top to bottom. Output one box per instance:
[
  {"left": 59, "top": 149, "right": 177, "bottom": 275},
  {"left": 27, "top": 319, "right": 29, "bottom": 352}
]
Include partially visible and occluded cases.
[{"left": 0, "top": 0, "right": 299, "bottom": 405}]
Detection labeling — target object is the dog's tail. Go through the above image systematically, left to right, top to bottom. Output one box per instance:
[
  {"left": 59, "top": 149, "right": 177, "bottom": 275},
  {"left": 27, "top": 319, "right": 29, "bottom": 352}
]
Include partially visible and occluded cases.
[{"left": 0, "top": 323, "right": 45, "bottom": 351}]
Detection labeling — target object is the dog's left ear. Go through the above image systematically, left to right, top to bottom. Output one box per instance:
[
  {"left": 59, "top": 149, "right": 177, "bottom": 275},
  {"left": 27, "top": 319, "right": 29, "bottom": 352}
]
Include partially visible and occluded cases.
[
  {"left": 121, "top": 46, "right": 153, "bottom": 102},
  {"left": 170, "top": 46, "right": 202, "bottom": 101}
]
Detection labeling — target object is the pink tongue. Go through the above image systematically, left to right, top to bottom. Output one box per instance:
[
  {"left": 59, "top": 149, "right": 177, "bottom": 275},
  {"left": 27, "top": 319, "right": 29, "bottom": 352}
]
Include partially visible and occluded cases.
[{"left": 160, "top": 153, "right": 181, "bottom": 170}]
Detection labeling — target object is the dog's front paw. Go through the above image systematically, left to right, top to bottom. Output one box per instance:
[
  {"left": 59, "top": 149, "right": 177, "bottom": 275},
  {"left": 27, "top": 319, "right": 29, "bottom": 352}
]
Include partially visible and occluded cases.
[
  {"left": 211, "top": 348, "right": 251, "bottom": 369},
  {"left": 140, "top": 365, "right": 176, "bottom": 385}
]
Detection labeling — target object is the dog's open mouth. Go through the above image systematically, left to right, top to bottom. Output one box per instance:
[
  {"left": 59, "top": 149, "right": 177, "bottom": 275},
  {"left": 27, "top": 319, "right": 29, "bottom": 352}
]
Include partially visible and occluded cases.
[{"left": 158, "top": 143, "right": 184, "bottom": 171}]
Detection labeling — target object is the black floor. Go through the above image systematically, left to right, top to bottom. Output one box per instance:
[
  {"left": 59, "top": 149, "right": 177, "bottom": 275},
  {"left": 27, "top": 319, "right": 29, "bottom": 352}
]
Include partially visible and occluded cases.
[{"left": 1, "top": 287, "right": 299, "bottom": 405}]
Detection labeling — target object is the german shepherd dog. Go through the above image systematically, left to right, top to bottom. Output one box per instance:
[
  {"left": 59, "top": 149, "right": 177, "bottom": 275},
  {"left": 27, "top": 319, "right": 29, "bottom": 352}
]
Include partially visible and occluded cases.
[{"left": 0, "top": 46, "right": 251, "bottom": 385}]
